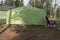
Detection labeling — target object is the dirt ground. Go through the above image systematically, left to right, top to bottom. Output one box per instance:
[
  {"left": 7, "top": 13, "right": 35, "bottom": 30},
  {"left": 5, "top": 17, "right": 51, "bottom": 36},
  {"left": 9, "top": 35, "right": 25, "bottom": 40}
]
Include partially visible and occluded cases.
[{"left": 0, "top": 26, "right": 60, "bottom": 40}]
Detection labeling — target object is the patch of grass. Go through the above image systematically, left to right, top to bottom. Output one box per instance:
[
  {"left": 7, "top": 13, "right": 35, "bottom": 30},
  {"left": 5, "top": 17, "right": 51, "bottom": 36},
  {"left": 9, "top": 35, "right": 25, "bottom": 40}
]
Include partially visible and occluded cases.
[
  {"left": 0, "top": 11, "right": 7, "bottom": 16},
  {"left": 0, "top": 19, "right": 6, "bottom": 26},
  {"left": 56, "top": 19, "right": 60, "bottom": 27}
]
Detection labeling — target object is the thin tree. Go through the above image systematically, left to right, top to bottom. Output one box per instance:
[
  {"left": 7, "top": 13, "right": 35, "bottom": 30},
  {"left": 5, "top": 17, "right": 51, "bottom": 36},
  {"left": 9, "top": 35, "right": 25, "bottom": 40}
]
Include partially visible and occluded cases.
[
  {"left": 0, "top": 0, "right": 3, "bottom": 6},
  {"left": 15, "top": 0, "right": 20, "bottom": 7},
  {"left": 15, "top": 0, "right": 23, "bottom": 7},
  {"left": 20, "top": 0, "right": 23, "bottom": 6},
  {"left": 29, "top": 0, "right": 35, "bottom": 7},
  {"left": 54, "top": 0, "right": 57, "bottom": 18}
]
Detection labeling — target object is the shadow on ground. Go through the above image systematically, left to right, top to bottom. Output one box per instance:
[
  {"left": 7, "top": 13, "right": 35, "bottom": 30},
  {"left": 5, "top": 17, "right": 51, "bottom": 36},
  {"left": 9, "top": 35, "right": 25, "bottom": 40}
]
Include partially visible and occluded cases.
[{"left": 0, "top": 26, "right": 60, "bottom": 40}]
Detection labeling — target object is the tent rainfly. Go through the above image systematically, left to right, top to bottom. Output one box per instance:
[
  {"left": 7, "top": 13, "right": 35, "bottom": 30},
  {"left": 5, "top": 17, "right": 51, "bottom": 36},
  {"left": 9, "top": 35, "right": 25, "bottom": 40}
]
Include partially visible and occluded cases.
[{"left": 6, "top": 6, "right": 46, "bottom": 25}]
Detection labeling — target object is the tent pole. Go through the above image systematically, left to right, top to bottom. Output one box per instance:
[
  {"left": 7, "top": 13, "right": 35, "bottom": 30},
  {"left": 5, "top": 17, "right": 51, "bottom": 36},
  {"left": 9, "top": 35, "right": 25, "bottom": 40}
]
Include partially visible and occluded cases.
[{"left": 8, "top": 10, "right": 12, "bottom": 27}]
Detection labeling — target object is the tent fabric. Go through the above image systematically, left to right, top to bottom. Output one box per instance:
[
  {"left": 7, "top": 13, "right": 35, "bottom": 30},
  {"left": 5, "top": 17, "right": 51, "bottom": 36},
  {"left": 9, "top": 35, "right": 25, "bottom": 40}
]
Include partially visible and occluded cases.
[{"left": 6, "top": 6, "right": 46, "bottom": 25}]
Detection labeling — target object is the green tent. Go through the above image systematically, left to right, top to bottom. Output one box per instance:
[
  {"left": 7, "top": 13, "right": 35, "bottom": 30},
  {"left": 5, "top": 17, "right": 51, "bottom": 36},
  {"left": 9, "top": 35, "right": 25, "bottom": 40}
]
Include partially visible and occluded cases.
[{"left": 6, "top": 6, "right": 46, "bottom": 25}]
